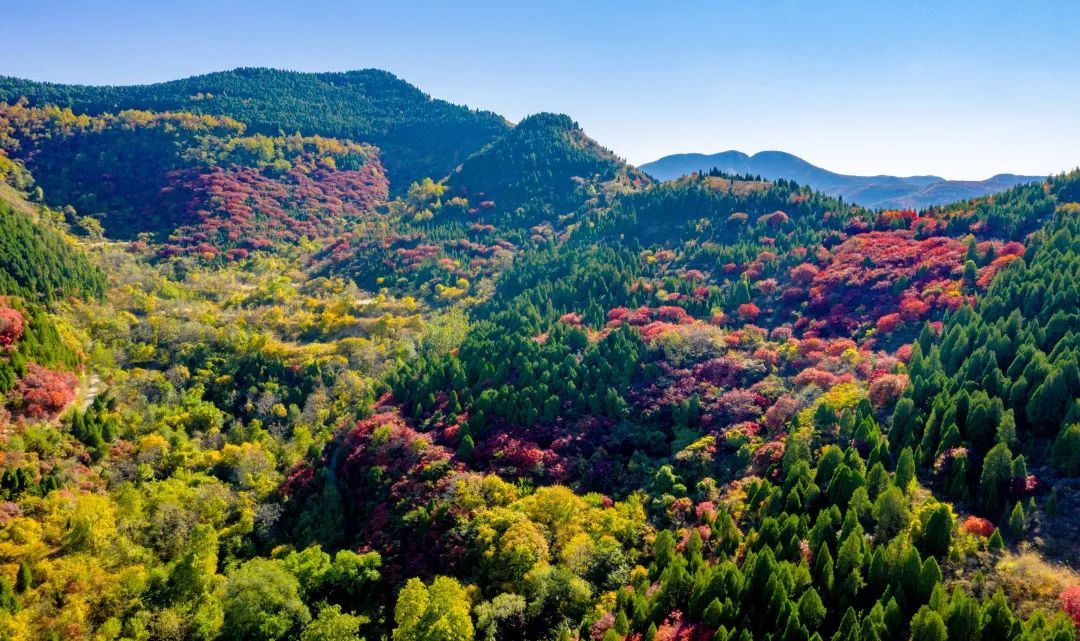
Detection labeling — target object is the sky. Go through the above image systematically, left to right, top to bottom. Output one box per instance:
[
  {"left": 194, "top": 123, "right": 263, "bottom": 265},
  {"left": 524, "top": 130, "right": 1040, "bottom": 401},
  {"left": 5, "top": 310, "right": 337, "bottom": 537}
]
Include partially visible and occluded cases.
[{"left": 4, "top": 0, "right": 1079, "bottom": 179}]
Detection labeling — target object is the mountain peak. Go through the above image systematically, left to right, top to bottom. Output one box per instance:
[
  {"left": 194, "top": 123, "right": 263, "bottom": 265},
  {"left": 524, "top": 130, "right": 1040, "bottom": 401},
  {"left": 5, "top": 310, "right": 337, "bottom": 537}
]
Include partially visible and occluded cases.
[{"left": 516, "top": 112, "right": 577, "bottom": 130}]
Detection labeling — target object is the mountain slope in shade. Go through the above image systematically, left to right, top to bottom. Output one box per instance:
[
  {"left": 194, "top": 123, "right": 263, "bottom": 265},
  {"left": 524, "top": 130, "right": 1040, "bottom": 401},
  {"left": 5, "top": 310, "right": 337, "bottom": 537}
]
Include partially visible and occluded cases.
[{"left": 640, "top": 150, "right": 1043, "bottom": 209}]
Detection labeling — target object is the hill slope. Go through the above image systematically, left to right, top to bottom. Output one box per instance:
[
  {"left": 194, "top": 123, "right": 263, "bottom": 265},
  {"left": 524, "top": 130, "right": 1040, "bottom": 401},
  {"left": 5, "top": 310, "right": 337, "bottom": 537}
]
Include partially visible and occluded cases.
[
  {"left": 0, "top": 67, "right": 510, "bottom": 189},
  {"left": 0, "top": 101, "right": 388, "bottom": 255},
  {"left": 445, "top": 112, "right": 649, "bottom": 229},
  {"left": 640, "top": 150, "right": 1043, "bottom": 209},
  {"left": 0, "top": 196, "right": 106, "bottom": 300}
]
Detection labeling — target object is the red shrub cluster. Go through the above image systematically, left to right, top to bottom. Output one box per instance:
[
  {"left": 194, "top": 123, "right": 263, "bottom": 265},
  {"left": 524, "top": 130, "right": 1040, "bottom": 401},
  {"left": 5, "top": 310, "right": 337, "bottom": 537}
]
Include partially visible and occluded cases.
[
  {"left": 160, "top": 153, "right": 388, "bottom": 259},
  {"left": 875, "top": 209, "right": 917, "bottom": 229},
  {"left": 758, "top": 210, "right": 790, "bottom": 226},
  {"left": 911, "top": 216, "right": 940, "bottom": 237},
  {"left": 781, "top": 229, "right": 1019, "bottom": 334},
  {"left": 977, "top": 253, "right": 1022, "bottom": 288},
  {"left": 789, "top": 262, "right": 819, "bottom": 284},
  {"left": 780, "top": 287, "right": 806, "bottom": 303},
  {"left": 898, "top": 296, "right": 930, "bottom": 322},
  {"left": 737, "top": 303, "right": 761, "bottom": 322},
  {"left": 0, "top": 305, "right": 23, "bottom": 350},
  {"left": 613, "top": 306, "right": 695, "bottom": 330},
  {"left": 657, "top": 306, "right": 692, "bottom": 323},
  {"left": 628, "top": 307, "right": 654, "bottom": 326},
  {"left": 876, "top": 313, "right": 902, "bottom": 334},
  {"left": 639, "top": 321, "right": 682, "bottom": 343},
  {"left": 825, "top": 338, "right": 857, "bottom": 356},
  {"left": 895, "top": 344, "right": 914, "bottom": 362},
  {"left": 693, "top": 357, "right": 748, "bottom": 388},
  {"left": 9, "top": 363, "right": 78, "bottom": 419},
  {"left": 794, "top": 367, "right": 842, "bottom": 389},
  {"left": 868, "top": 374, "right": 909, "bottom": 408},
  {"left": 716, "top": 389, "right": 764, "bottom": 422},
  {"left": 764, "top": 395, "right": 800, "bottom": 431},
  {"left": 337, "top": 408, "right": 459, "bottom": 555},
  {"left": 341, "top": 410, "right": 453, "bottom": 498},
  {"left": 479, "top": 433, "right": 547, "bottom": 477},
  {"left": 753, "top": 440, "right": 786, "bottom": 472},
  {"left": 279, "top": 466, "right": 316, "bottom": 500},
  {"left": 1009, "top": 474, "right": 1042, "bottom": 497},
  {"left": 962, "top": 516, "right": 995, "bottom": 537},
  {"left": 1060, "top": 586, "right": 1080, "bottom": 627},
  {"left": 652, "top": 610, "right": 713, "bottom": 641},
  {"left": 591, "top": 613, "right": 616, "bottom": 640}
]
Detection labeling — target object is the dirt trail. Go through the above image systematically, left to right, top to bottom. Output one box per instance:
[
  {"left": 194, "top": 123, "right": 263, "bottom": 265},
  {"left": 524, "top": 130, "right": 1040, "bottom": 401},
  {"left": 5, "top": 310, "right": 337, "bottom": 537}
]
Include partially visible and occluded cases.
[{"left": 79, "top": 373, "right": 102, "bottom": 411}]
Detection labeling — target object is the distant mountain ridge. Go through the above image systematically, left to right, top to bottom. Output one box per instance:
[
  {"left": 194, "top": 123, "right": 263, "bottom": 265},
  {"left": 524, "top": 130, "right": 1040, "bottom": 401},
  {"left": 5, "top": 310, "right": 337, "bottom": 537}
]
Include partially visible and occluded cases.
[{"left": 639, "top": 150, "right": 1044, "bottom": 209}]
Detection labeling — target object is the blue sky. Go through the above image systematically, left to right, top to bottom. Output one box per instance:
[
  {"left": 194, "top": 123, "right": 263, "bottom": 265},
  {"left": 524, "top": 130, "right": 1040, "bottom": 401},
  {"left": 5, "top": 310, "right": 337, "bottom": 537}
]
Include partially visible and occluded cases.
[{"left": 4, "top": 0, "right": 1078, "bottom": 178}]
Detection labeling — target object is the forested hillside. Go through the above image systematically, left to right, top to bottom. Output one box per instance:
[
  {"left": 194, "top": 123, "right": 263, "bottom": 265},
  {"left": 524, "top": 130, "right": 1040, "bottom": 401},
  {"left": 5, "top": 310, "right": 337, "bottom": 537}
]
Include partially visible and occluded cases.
[
  {"left": 0, "top": 68, "right": 510, "bottom": 188},
  {"left": 0, "top": 69, "right": 1077, "bottom": 641},
  {"left": 0, "top": 100, "right": 388, "bottom": 255},
  {"left": 444, "top": 113, "right": 650, "bottom": 228},
  {"left": 0, "top": 199, "right": 106, "bottom": 300}
]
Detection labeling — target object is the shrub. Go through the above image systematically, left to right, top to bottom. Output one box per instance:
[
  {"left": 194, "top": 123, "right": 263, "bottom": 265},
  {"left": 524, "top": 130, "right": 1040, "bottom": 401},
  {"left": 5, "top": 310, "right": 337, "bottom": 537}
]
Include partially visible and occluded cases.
[
  {"left": 790, "top": 263, "right": 819, "bottom": 284},
  {"left": 737, "top": 303, "right": 761, "bottom": 322},
  {"left": 0, "top": 306, "right": 23, "bottom": 349},
  {"left": 876, "top": 313, "right": 902, "bottom": 335},
  {"left": 9, "top": 364, "right": 78, "bottom": 419},
  {"left": 868, "top": 374, "right": 909, "bottom": 408},
  {"left": 962, "top": 516, "right": 994, "bottom": 538},
  {"left": 1060, "top": 586, "right": 1080, "bottom": 627}
]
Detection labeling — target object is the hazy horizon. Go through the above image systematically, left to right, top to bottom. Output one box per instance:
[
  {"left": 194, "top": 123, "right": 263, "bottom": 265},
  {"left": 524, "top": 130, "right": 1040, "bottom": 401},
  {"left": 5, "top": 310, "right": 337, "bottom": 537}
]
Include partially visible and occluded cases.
[{"left": 4, "top": 0, "right": 1078, "bottom": 180}]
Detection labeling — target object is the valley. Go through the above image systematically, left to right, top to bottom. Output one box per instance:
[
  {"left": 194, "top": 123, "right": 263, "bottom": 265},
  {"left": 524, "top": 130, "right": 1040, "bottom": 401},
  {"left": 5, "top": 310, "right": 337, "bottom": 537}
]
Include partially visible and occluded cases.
[{"left": 0, "top": 68, "right": 1077, "bottom": 641}]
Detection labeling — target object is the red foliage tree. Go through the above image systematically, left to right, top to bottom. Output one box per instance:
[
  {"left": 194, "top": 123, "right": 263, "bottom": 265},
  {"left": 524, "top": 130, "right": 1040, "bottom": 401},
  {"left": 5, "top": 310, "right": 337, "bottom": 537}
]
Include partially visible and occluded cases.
[
  {"left": 758, "top": 210, "right": 790, "bottom": 226},
  {"left": 807, "top": 230, "right": 972, "bottom": 330},
  {"left": 790, "top": 262, "right": 820, "bottom": 284},
  {"left": 898, "top": 297, "right": 930, "bottom": 322},
  {"left": 737, "top": 303, "right": 761, "bottom": 322},
  {"left": 0, "top": 305, "right": 23, "bottom": 350},
  {"left": 657, "top": 306, "right": 691, "bottom": 323},
  {"left": 876, "top": 313, "right": 902, "bottom": 334},
  {"left": 826, "top": 338, "right": 857, "bottom": 356},
  {"left": 895, "top": 344, "right": 914, "bottom": 362},
  {"left": 9, "top": 364, "right": 78, "bottom": 419},
  {"left": 794, "top": 367, "right": 840, "bottom": 389},
  {"left": 868, "top": 374, "right": 909, "bottom": 408},
  {"left": 717, "top": 389, "right": 763, "bottom": 422},
  {"left": 765, "top": 395, "right": 800, "bottom": 431},
  {"left": 963, "top": 516, "right": 995, "bottom": 537},
  {"left": 1060, "top": 586, "right": 1080, "bottom": 628}
]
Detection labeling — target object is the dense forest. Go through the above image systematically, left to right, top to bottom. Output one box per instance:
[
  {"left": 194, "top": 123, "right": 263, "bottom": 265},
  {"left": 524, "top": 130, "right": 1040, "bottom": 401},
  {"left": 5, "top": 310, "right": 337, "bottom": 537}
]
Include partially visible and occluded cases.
[
  {"left": 0, "top": 69, "right": 1077, "bottom": 641},
  {"left": 0, "top": 199, "right": 106, "bottom": 300}
]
